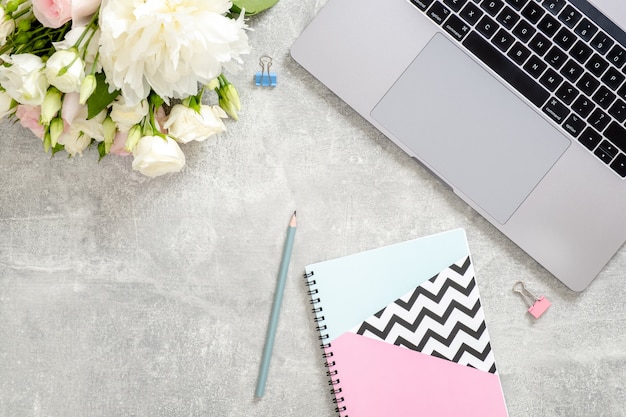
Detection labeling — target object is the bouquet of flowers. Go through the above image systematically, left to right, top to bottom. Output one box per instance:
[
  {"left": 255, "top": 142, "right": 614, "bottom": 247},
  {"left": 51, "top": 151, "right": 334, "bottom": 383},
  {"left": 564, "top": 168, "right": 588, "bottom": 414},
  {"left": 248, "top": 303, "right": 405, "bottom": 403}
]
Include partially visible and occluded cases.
[{"left": 0, "top": 0, "right": 274, "bottom": 177}]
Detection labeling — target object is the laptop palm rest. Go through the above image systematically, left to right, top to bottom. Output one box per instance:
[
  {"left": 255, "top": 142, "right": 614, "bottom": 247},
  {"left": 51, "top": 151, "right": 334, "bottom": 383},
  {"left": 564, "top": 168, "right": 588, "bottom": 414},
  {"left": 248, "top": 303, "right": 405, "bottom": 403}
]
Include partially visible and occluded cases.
[{"left": 371, "top": 33, "right": 570, "bottom": 224}]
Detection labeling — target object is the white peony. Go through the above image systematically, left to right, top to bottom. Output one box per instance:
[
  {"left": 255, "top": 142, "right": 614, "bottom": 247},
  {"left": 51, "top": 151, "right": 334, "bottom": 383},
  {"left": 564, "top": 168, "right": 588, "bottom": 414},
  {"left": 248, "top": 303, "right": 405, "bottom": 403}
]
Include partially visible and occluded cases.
[
  {"left": 98, "top": 0, "right": 251, "bottom": 105},
  {"left": 45, "top": 49, "right": 85, "bottom": 93},
  {"left": 0, "top": 53, "right": 49, "bottom": 105},
  {"left": 110, "top": 96, "right": 149, "bottom": 132},
  {"left": 163, "top": 104, "right": 227, "bottom": 143},
  {"left": 132, "top": 135, "right": 186, "bottom": 178}
]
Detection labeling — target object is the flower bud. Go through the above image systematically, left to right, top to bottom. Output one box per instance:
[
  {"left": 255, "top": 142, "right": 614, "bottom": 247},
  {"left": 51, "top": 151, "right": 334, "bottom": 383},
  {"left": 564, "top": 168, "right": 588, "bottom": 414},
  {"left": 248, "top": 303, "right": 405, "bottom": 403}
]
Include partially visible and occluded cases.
[
  {"left": 17, "top": 19, "right": 30, "bottom": 32},
  {"left": 79, "top": 74, "right": 97, "bottom": 105},
  {"left": 206, "top": 78, "right": 219, "bottom": 91},
  {"left": 40, "top": 87, "right": 62, "bottom": 124},
  {"left": 219, "top": 96, "right": 239, "bottom": 121},
  {"left": 103, "top": 116, "right": 116, "bottom": 153},
  {"left": 49, "top": 117, "right": 64, "bottom": 147},
  {"left": 124, "top": 124, "right": 143, "bottom": 153}
]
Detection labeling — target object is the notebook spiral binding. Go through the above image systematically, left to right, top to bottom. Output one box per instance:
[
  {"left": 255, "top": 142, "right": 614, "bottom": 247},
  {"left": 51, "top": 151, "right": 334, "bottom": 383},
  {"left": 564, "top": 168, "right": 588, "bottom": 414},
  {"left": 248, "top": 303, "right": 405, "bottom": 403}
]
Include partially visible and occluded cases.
[{"left": 303, "top": 270, "right": 347, "bottom": 415}]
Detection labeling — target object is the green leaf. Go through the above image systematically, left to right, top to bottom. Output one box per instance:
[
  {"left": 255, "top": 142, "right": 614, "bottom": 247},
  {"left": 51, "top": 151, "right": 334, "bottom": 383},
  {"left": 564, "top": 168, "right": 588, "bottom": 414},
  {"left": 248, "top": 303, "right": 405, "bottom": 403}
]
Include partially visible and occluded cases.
[
  {"left": 231, "top": 0, "right": 279, "bottom": 15},
  {"left": 87, "top": 72, "right": 120, "bottom": 119},
  {"left": 97, "top": 141, "right": 107, "bottom": 161},
  {"left": 50, "top": 143, "right": 64, "bottom": 156}
]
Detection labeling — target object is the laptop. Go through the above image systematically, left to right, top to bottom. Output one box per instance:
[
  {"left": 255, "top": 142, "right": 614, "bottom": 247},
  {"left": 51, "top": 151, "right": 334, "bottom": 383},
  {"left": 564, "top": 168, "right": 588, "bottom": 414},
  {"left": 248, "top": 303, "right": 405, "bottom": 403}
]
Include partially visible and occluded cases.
[{"left": 291, "top": 0, "right": 626, "bottom": 291}]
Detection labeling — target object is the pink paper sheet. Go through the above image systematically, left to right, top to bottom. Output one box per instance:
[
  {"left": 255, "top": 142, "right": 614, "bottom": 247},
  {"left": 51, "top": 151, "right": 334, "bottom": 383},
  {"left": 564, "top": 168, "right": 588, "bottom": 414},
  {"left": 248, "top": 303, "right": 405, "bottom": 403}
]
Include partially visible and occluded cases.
[{"left": 330, "top": 332, "right": 508, "bottom": 417}]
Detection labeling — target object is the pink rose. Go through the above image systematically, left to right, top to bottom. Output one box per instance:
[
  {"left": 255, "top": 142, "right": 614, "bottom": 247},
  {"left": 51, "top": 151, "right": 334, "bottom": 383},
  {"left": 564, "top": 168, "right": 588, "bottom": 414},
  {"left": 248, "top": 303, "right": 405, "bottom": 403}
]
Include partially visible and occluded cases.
[
  {"left": 32, "top": 0, "right": 101, "bottom": 29},
  {"left": 32, "top": 0, "right": 72, "bottom": 28},
  {"left": 72, "top": 0, "right": 102, "bottom": 27},
  {"left": 61, "top": 92, "right": 81, "bottom": 124},
  {"left": 16, "top": 105, "right": 45, "bottom": 139},
  {"left": 110, "top": 132, "right": 131, "bottom": 156}
]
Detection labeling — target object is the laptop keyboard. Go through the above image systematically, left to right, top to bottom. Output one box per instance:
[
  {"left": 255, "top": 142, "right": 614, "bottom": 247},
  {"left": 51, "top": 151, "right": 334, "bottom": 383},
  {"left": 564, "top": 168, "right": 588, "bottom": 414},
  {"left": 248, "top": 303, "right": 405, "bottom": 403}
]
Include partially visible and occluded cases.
[{"left": 409, "top": 0, "right": 626, "bottom": 178}]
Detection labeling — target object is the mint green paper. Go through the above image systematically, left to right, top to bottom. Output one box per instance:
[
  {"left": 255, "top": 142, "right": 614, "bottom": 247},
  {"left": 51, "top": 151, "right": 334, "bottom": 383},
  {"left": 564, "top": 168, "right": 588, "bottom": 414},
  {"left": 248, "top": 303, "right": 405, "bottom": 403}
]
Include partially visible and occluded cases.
[{"left": 305, "top": 229, "right": 470, "bottom": 342}]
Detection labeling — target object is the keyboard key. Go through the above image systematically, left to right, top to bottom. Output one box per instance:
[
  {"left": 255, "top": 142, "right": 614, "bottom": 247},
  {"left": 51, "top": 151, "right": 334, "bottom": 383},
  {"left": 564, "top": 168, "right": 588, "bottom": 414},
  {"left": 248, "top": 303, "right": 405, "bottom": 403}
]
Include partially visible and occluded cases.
[
  {"left": 410, "top": 0, "right": 435, "bottom": 10},
  {"left": 444, "top": 0, "right": 468, "bottom": 12},
  {"left": 481, "top": 0, "right": 504, "bottom": 16},
  {"left": 505, "top": 0, "right": 528, "bottom": 11},
  {"left": 542, "top": 0, "right": 565, "bottom": 15},
  {"left": 521, "top": 1, "right": 545, "bottom": 24},
  {"left": 427, "top": 2, "right": 451, "bottom": 24},
  {"left": 460, "top": 2, "right": 483, "bottom": 25},
  {"left": 558, "top": 5, "right": 581, "bottom": 28},
  {"left": 496, "top": 6, "right": 520, "bottom": 29},
  {"left": 444, "top": 14, "right": 472, "bottom": 40},
  {"left": 537, "top": 14, "right": 559, "bottom": 37},
  {"left": 476, "top": 15, "right": 499, "bottom": 39},
  {"left": 574, "top": 18, "right": 598, "bottom": 41},
  {"left": 512, "top": 20, "right": 536, "bottom": 42},
  {"left": 554, "top": 27, "right": 576, "bottom": 51},
  {"left": 492, "top": 28, "right": 515, "bottom": 52},
  {"left": 463, "top": 31, "right": 550, "bottom": 106},
  {"left": 590, "top": 32, "right": 614, "bottom": 55},
  {"left": 529, "top": 33, "right": 552, "bottom": 56},
  {"left": 570, "top": 40, "right": 593, "bottom": 64},
  {"left": 508, "top": 42, "right": 531, "bottom": 64},
  {"left": 606, "top": 45, "right": 626, "bottom": 69},
  {"left": 546, "top": 46, "right": 567, "bottom": 69},
  {"left": 585, "top": 54, "right": 609, "bottom": 77},
  {"left": 524, "top": 55, "right": 548, "bottom": 78},
  {"left": 560, "top": 59, "right": 584, "bottom": 82},
  {"left": 602, "top": 67, "right": 625, "bottom": 91},
  {"left": 539, "top": 68, "right": 563, "bottom": 91},
  {"left": 577, "top": 73, "right": 600, "bottom": 95},
  {"left": 555, "top": 81, "right": 579, "bottom": 104},
  {"left": 617, "top": 83, "right": 626, "bottom": 101},
  {"left": 592, "top": 86, "right": 616, "bottom": 109},
  {"left": 571, "top": 95, "right": 595, "bottom": 117},
  {"left": 543, "top": 97, "right": 569, "bottom": 123},
  {"left": 608, "top": 99, "right": 626, "bottom": 122},
  {"left": 588, "top": 108, "right": 611, "bottom": 131},
  {"left": 563, "top": 113, "right": 585, "bottom": 137},
  {"left": 605, "top": 122, "right": 626, "bottom": 153},
  {"left": 578, "top": 127, "right": 602, "bottom": 150},
  {"left": 598, "top": 140, "right": 619, "bottom": 159},
  {"left": 595, "top": 141, "right": 617, "bottom": 164},
  {"left": 610, "top": 153, "right": 626, "bottom": 177}
]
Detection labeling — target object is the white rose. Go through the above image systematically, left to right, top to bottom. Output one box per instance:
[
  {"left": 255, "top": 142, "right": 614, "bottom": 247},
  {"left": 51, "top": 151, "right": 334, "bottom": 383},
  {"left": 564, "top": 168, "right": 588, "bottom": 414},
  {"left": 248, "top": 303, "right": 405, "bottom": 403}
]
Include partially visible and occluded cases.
[
  {"left": 0, "top": 7, "right": 15, "bottom": 46},
  {"left": 53, "top": 26, "right": 101, "bottom": 71},
  {"left": 45, "top": 49, "right": 85, "bottom": 93},
  {"left": 0, "top": 53, "right": 49, "bottom": 105},
  {"left": 0, "top": 90, "right": 14, "bottom": 119},
  {"left": 110, "top": 97, "right": 149, "bottom": 132},
  {"left": 163, "top": 104, "right": 227, "bottom": 144},
  {"left": 132, "top": 135, "right": 186, "bottom": 178}
]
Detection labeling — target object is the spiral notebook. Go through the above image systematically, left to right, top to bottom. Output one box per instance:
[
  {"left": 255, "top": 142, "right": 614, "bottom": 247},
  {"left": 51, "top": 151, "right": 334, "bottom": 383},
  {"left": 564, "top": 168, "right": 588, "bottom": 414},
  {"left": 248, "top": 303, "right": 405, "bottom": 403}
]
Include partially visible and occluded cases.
[{"left": 303, "top": 229, "right": 509, "bottom": 416}]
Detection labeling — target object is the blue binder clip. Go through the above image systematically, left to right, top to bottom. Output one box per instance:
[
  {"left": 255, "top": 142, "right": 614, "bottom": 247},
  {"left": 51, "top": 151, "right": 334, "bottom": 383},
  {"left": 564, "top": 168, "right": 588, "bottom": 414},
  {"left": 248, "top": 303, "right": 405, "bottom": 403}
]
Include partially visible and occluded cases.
[{"left": 255, "top": 55, "right": 277, "bottom": 87}]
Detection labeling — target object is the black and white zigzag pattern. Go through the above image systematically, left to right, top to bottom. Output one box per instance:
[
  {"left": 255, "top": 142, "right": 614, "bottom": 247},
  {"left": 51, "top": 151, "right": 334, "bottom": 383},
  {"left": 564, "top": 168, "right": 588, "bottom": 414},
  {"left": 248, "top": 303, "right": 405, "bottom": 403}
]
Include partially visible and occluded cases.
[{"left": 353, "top": 257, "right": 497, "bottom": 374}]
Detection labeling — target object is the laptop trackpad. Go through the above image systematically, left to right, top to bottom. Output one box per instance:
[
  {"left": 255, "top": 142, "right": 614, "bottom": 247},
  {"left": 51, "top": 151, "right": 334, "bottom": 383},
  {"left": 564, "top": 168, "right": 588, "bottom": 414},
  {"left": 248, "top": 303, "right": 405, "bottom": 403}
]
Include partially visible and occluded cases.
[{"left": 371, "top": 33, "right": 570, "bottom": 224}]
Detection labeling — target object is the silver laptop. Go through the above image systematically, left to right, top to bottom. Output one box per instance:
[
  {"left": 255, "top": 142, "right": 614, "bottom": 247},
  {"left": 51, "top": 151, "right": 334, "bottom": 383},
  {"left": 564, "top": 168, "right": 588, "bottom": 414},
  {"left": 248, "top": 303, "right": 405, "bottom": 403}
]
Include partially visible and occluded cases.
[{"left": 291, "top": 0, "right": 626, "bottom": 291}]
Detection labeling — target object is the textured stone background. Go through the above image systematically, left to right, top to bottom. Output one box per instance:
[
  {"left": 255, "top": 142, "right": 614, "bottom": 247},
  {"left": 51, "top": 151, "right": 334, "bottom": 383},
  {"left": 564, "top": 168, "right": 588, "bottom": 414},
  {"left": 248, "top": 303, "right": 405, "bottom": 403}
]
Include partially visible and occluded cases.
[{"left": 1, "top": 1, "right": 625, "bottom": 416}]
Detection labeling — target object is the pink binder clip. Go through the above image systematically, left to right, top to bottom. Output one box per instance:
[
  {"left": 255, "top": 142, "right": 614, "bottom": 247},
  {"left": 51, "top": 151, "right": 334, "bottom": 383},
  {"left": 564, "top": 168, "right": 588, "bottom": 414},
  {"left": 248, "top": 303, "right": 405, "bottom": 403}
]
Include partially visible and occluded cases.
[{"left": 513, "top": 281, "right": 551, "bottom": 319}]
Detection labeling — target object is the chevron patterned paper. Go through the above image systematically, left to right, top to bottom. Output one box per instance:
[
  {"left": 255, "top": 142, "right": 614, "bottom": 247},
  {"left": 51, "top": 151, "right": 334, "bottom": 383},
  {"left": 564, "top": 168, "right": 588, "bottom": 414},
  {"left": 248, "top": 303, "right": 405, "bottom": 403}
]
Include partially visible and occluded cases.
[{"left": 353, "top": 256, "right": 497, "bottom": 374}]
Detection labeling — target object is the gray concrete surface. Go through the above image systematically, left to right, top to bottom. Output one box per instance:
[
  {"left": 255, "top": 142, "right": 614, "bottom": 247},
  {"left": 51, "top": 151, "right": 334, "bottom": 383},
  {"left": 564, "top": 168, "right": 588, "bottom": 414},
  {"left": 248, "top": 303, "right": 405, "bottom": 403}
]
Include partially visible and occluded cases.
[{"left": 1, "top": 1, "right": 625, "bottom": 416}]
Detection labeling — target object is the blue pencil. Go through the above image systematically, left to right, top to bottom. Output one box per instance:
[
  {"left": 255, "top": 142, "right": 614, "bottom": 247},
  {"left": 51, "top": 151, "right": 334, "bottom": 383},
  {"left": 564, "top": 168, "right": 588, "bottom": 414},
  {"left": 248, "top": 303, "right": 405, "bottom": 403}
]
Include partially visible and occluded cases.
[{"left": 255, "top": 211, "right": 297, "bottom": 398}]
